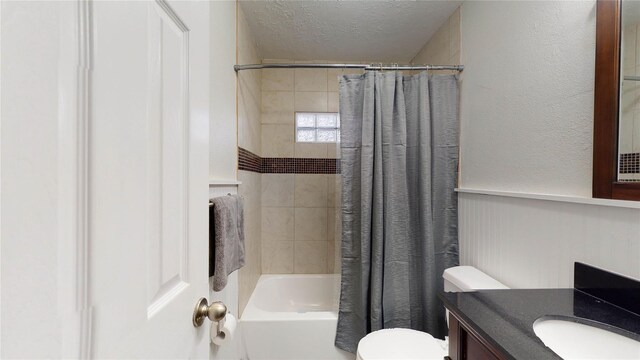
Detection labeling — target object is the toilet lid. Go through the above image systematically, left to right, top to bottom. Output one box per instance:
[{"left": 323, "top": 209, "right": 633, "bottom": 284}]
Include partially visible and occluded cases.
[{"left": 356, "top": 328, "right": 446, "bottom": 360}]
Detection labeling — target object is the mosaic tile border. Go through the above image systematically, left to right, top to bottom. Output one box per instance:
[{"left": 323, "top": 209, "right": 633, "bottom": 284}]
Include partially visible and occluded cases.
[
  {"left": 238, "top": 147, "right": 341, "bottom": 174},
  {"left": 238, "top": 147, "right": 261, "bottom": 173},
  {"left": 620, "top": 152, "right": 639, "bottom": 174}
]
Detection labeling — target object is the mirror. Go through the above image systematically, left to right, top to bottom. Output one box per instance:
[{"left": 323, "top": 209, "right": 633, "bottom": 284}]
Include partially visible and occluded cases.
[
  {"left": 593, "top": 0, "right": 640, "bottom": 200},
  {"left": 619, "top": 0, "right": 640, "bottom": 182}
]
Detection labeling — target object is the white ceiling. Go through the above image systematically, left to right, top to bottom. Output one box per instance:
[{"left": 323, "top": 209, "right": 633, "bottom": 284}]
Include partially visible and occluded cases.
[{"left": 239, "top": 0, "right": 463, "bottom": 62}]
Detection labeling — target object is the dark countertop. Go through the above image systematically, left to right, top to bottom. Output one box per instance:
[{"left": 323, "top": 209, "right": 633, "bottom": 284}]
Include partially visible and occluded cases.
[{"left": 440, "top": 289, "right": 640, "bottom": 360}]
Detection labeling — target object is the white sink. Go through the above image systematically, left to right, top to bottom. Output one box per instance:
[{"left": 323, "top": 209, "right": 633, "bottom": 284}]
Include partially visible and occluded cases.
[{"left": 533, "top": 318, "right": 640, "bottom": 359}]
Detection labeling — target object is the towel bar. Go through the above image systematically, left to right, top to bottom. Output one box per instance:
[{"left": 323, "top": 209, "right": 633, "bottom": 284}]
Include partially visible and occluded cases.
[{"left": 209, "top": 194, "right": 235, "bottom": 208}]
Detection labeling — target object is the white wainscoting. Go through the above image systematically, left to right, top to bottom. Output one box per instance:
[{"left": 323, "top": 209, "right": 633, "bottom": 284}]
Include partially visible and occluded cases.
[{"left": 459, "top": 192, "right": 640, "bottom": 289}]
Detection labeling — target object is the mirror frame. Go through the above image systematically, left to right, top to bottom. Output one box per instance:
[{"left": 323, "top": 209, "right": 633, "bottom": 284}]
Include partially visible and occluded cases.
[{"left": 593, "top": 0, "right": 640, "bottom": 200}]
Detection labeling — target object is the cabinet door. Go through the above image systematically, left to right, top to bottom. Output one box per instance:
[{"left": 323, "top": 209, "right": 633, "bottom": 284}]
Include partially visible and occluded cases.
[
  {"left": 448, "top": 313, "right": 504, "bottom": 360},
  {"left": 463, "top": 331, "right": 500, "bottom": 360}
]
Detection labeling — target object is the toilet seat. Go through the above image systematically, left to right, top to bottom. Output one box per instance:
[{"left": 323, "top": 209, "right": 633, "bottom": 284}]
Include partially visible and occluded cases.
[{"left": 356, "top": 328, "right": 447, "bottom": 360}]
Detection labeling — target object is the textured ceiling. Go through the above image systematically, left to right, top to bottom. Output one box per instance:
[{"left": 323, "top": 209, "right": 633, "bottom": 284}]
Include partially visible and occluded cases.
[{"left": 239, "top": 0, "right": 462, "bottom": 62}]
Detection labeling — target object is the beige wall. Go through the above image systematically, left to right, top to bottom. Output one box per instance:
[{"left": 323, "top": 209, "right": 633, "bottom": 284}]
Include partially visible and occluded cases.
[
  {"left": 209, "top": 1, "right": 237, "bottom": 180},
  {"left": 456, "top": 1, "right": 640, "bottom": 288},
  {"left": 459, "top": 1, "right": 594, "bottom": 196},
  {"left": 236, "top": 6, "right": 262, "bottom": 315},
  {"left": 411, "top": 7, "right": 460, "bottom": 67},
  {"left": 238, "top": 11, "right": 261, "bottom": 156},
  {"left": 260, "top": 60, "right": 363, "bottom": 274}
]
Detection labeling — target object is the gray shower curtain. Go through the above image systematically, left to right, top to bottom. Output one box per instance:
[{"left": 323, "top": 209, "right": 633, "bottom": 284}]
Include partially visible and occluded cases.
[{"left": 335, "top": 71, "right": 459, "bottom": 353}]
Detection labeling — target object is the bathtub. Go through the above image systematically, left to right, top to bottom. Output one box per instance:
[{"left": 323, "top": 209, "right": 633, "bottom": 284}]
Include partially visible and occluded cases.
[{"left": 241, "top": 274, "right": 355, "bottom": 360}]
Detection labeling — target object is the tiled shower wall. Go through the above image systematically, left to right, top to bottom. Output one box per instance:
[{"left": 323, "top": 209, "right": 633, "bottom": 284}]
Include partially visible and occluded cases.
[
  {"left": 236, "top": 7, "right": 262, "bottom": 315},
  {"left": 410, "top": 7, "right": 460, "bottom": 68},
  {"left": 255, "top": 21, "right": 464, "bottom": 274},
  {"left": 259, "top": 59, "right": 366, "bottom": 274},
  {"left": 260, "top": 59, "right": 361, "bottom": 158},
  {"left": 261, "top": 173, "right": 340, "bottom": 274}
]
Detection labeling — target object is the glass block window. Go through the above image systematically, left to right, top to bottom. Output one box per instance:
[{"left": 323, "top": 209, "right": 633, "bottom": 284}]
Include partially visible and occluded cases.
[{"left": 296, "top": 112, "right": 340, "bottom": 143}]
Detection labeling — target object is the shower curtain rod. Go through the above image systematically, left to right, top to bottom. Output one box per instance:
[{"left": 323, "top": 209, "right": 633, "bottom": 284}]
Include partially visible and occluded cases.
[{"left": 234, "top": 63, "right": 464, "bottom": 72}]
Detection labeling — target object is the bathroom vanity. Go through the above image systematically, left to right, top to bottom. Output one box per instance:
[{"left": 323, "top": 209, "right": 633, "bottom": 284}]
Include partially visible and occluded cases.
[
  {"left": 441, "top": 263, "right": 640, "bottom": 360},
  {"left": 445, "top": 311, "right": 505, "bottom": 360}
]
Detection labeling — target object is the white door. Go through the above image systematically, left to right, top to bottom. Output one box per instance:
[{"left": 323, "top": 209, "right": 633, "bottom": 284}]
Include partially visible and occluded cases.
[
  {"left": 1, "top": 0, "right": 211, "bottom": 357},
  {"left": 89, "top": 0, "right": 210, "bottom": 358}
]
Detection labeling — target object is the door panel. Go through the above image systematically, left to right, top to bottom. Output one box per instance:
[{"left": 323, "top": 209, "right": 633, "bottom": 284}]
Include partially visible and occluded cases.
[
  {"left": 145, "top": 0, "right": 189, "bottom": 318},
  {"left": 90, "top": 1, "right": 209, "bottom": 358}
]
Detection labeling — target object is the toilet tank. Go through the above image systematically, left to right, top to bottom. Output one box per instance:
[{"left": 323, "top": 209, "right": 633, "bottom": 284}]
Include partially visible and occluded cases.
[{"left": 443, "top": 266, "right": 509, "bottom": 292}]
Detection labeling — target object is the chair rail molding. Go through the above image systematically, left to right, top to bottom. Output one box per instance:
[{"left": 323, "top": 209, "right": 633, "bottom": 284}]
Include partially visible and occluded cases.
[{"left": 455, "top": 188, "right": 640, "bottom": 209}]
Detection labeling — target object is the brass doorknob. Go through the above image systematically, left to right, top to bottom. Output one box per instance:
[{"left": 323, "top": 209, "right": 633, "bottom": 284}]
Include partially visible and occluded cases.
[{"left": 192, "top": 297, "right": 227, "bottom": 327}]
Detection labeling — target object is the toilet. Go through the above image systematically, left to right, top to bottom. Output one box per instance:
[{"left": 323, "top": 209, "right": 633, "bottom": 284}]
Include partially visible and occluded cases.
[{"left": 355, "top": 266, "right": 509, "bottom": 360}]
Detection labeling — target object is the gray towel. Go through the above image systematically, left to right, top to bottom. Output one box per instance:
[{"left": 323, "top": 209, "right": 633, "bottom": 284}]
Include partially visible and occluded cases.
[{"left": 210, "top": 195, "right": 245, "bottom": 291}]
